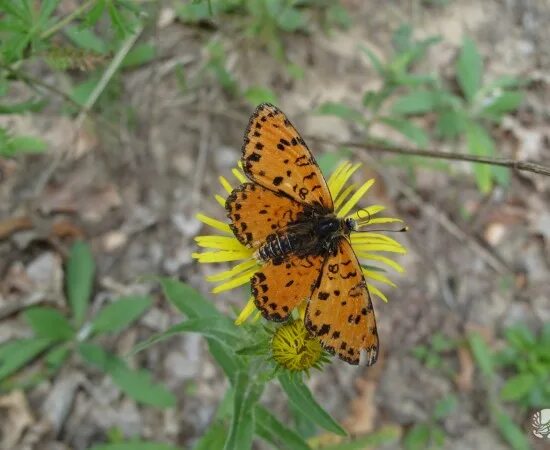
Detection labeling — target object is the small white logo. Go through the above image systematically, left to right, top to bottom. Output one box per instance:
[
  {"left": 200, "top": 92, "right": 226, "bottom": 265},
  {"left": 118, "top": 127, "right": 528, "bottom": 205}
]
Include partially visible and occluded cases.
[{"left": 532, "top": 409, "right": 550, "bottom": 439}]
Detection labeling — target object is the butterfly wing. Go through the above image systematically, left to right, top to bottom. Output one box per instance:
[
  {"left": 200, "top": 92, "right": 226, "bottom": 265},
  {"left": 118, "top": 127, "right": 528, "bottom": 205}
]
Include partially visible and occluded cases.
[
  {"left": 242, "top": 103, "right": 333, "bottom": 211},
  {"left": 226, "top": 182, "right": 305, "bottom": 249},
  {"left": 305, "top": 238, "right": 379, "bottom": 365},
  {"left": 252, "top": 254, "right": 324, "bottom": 322}
]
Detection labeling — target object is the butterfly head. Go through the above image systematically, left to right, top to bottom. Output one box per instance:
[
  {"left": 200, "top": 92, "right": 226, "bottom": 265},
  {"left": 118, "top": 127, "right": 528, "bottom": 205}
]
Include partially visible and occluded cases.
[{"left": 344, "top": 217, "right": 358, "bottom": 234}]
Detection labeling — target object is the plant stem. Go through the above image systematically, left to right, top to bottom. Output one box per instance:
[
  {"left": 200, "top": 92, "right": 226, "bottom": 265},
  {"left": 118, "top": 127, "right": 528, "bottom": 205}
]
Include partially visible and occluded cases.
[
  {"left": 40, "top": 0, "right": 97, "bottom": 40},
  {"left": 310, "top": 136, "right": 550, "bottom": 177}
]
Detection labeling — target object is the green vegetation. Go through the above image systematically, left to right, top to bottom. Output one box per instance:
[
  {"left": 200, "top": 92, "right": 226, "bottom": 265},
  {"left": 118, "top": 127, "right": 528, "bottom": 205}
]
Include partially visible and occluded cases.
[
  {"left": 318, "top": 25, "right": 525, "bottom": 192},
  {"left": 0, "top": 241, "right": 174, "bottom": 408}
]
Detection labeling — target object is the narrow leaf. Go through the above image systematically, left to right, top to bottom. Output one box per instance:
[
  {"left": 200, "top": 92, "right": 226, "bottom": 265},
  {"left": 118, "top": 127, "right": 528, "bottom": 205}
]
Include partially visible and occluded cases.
[
  {"left": 457, "top": 37, "right": 482, "bottom": 102},
  {"left": 316, "top": 102, "right": 364, "bottom": 123},
  {"left": 379, "top": 117, "right": 429, "bottom": 147},
  {"left": 66, "top": 241, "right": 95, "bottom": 325},
  {"left": 92, "top": 296, "right": 152, "bottom": 335},
  {"left": 24, "top": 307, "right": 74, "bottom": 340},
  {"left": 467, "top": 333, "right": 494, "bottom": 378},
  {"left": 0, "top": 338, "right": 52, "bottom": 380},
  {"left": 78, "top": 343, "right": 175, "bottom": 408},
  {"left": 224, "top": 371, "right": 263, "bottom": 450},
  {"left": 279, "top": 373, "right": 346, "bottom": 436},
  {"left": 500, "top": 373, "right": 536, "bottom": 401},
  {"left": 255, "top": 406, "right": 311, "bottom": 450},
  {"left": 494, "top": 409, "right": 530, "bottom": 450}
]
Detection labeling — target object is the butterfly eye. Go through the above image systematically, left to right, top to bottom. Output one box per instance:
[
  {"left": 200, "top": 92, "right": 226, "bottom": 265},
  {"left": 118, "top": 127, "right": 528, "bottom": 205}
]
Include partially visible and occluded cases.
[{"left": 345, "top": 218, "right": 358, "bottom": 232}]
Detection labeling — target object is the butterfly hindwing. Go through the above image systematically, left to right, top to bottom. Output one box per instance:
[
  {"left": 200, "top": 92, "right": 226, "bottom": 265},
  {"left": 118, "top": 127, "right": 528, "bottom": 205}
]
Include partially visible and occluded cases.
[
  {"left": 242, "top": 103, "right": 333, "bottom": 210},
  {"left": 226, "top": 182, "right": 305, "bottom": 249},
  {"left": 305, "top": 238, "right": 379, "bottom": 365},
  {"left": 252, "top": 254, "right": 324, "bottom": 322}
]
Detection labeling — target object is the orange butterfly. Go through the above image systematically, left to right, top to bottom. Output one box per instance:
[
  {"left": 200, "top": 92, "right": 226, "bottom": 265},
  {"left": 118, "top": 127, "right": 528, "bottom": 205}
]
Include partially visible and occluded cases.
[{"left": 226, "top": 103, "right": 378, "bottom": 365}]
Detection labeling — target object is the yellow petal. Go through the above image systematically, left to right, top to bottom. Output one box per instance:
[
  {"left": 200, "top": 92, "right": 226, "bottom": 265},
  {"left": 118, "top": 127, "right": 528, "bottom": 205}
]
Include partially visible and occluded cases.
[
  {"left": 327, "top": 162, "right": 348, "bottom": 191},
  {"left": 331, "top": 163, "right": 362, "bottom": 200},
  {"left": 232, "top": 168, "right": 247, "bottom": 183},
  {"left": 219, "top": 176, "right": 233, "bottom": 194},
  {"left": 337, "top": 178, "right": 375, "bottom": 218},
  {"left": 333, "top": 183, "right": 356, "bottom": 210},
  {"left": 215, "top": 194, "right": 226, "bottom": 207},
  {"left": 196, "top": 213, "right": 233, "bottom": 234},
  {"left": 357, "top": 217, "right": 403, "bottom": 228},
  {"left": 351, "top": 233, "right": 404, "bottom": 248},
  {"left": 195, "top": 235, "right": 248, "bottom": 251},
  {"left": 192, "top": 250, "right": 252, "bottom": 263},
  {"left": 357, "top": 252, "right": 404, "bottom": 273},
  {"left": 206, "top": 259, "right": 259, "bottom": 282},
  {"left": 212, "top": 267, "right": 257, "bottom": 293},
  {"left": 361, "top": 267, "right": 397, "bottom": 288},
  {"left": 367, "top": 283, "right": 389, "bottom": 303},
  {"left": 235, "top": 296, "right": 256, "bottom": 325}
]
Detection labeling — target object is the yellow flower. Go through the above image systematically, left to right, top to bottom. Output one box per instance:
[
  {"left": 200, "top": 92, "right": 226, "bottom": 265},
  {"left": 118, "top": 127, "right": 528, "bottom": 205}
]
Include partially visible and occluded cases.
[
  {"left": 192, "top": 161, "right": 406, "bottom": 325},
  {"left": 272, "top": 319, "right": 327, "bottom": 372}
]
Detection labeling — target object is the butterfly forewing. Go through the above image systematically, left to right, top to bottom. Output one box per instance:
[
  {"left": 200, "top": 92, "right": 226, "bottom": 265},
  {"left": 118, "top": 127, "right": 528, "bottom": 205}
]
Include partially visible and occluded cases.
[
  {"left": 242, "top": 103, "right": 333, "bottom": 211},
  {"left": 226, "top": 182, "right": 305, "bottom": 249},
  {"left": 305, "top": 238, "right": 379, "bottom": 365},
  {"left": 252, "top": 254, "right": 324, "bottom": 322}
]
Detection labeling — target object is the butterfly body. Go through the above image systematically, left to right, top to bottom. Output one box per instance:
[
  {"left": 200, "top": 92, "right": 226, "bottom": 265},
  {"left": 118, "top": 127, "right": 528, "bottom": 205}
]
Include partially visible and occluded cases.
[
  {"left": 226, "top": 103, "right": 379, "bottom": 365},
  {"left": 257, "top": 214, "right": 357, "bottom": 262}
]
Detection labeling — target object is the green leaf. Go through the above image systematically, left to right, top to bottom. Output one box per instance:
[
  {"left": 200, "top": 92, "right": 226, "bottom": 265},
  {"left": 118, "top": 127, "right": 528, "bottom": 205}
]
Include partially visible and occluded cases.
[
  {"left": 275, "top": 6, "right": 304, "bottom": 32},
  {"left": 64, "top": 26, "right": 108, "bottom": 53},
  {"left": 457, "top": 37, "right": 482, "bottom": 102},
  {"left": 121, "top": 43, "right": 155, "bottom": 68},
  {"left": 360, "top": 45, "right": 385, "bottom": 76},
  {"left": 243, "top": 87, "right": 278, "bottom": 106},
  {"left": 391, "top": 91, "right": 439, "bottom": 115},
  {"left": 480, "top": 91, "right": 523, "bottom": 120},
  {"left": 0, "top": 99, "right": 46, "bottom": 114},
  {"left": 316, "top": 102, "right": 364, "bottom": 123},
  {"left": 435, "top": 109, "right": 466, "bottom": 139},
  {"left": 379, "top": 117, "right": 429, "bottom": 147},
  {"left": 465, "top": 123, "right": 494, "bottom": 193},
  {"left": 5, "top": 136, "right": 47, "bottom": 154},
  {"left": 66, "top": 241, "right": 95, "bottom": 325},
  {"left": 158, "top": 278, "right": 244, "bottom": 380},
  {"left": 159, "top": 278, "right": 219, "bottom": 318},
  {"left": 92, "top": 296, "right": 152, "bottom": 335},
  {"left": 23, "top": 307, "right": 74, "bottom": 341},
  {"left": 131, "top": 317, "right": 240, "bottom": 355},
  {"left": 504, "top": 325, "right": 536, "bottom": 350},
  {"left": 467, "top": 333, "right": 494, "bottom": 379},
  {"left": 0, "top": 338, "right": 52, "bottom": 380},
  {"left": 78, "top": 343, "right": 175, "bottom": 408},
  {"left": 44, "top": 345, "right": 71, "bottom": 371},
  {"left": 224, "top": 371, "right": 264, "bottom": 450},
  {"left": 279, "top": 372, "right": 346, "bottom": 436},
  {"left": 501, "top": 373, "right": 537, "bottom": 401},
  {"left": 433, "top": 394, "right": 458, "bottom": 420},
  {"left": 255, "top": 406, "right": 311, "bottom": 450},
  {"left": 494, "top": 409, "right": 531, "bottom": 450},
  {"left": 194, "top": 421, "right": 228, "bottom": 450},
  {"left": 403, "top": 424, "right": 430, "bottom": 450},
  {"left": 321, "top": 425, "right": 401, "bottom": 450},
  {"left": 89, "top": 442, "right": 180, "bottom": 450}
]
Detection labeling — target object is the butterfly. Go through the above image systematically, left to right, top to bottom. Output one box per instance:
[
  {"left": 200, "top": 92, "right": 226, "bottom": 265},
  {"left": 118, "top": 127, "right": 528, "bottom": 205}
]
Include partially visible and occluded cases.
[{"left": 225, "top": 103, "right": 378, "bottom": 365}]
